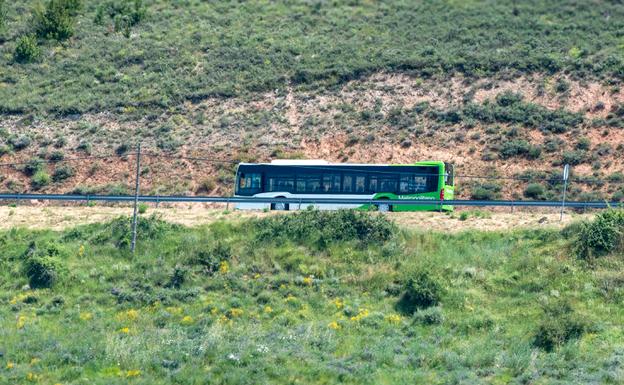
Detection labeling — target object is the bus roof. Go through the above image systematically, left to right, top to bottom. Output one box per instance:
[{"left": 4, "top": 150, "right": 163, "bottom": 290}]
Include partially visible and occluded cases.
[{"left": 239, "top": 160, "right": 445, "bottom": 167}]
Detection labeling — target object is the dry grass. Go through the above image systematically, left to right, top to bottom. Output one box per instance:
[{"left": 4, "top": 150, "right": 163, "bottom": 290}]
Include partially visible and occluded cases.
[{"left": 0, "top": 205, "right": 593, "bottom": 232}]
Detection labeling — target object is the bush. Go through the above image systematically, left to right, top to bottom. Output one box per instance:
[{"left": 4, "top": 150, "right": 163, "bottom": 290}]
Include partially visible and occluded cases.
[
  {"left": 0, "top": 0, "right": 6, "bottom": 30},
  {"left": 33, "top": 0, "right": 81, "bottom": 41},
  {"left": 95, "top": 0, "right": 146, "bottom": 36},
  {"left": 14, "top": 35, "right": 41, "bottom": 63},
  {"left": 8, "top": 135, "right": 32, "bottom": 150},
  {"left": 576, "top": 137, "right": 591, "bottom": 151},
  {"left": 49, "top": 150, "right": 65, "bottom": 162},
  {"left": 561, "top": 150, "right": 587, "bottom": 165},
  {"left": 23, "top": 157, "right": 44, "bottom": 176},
  {"left": 53, "top": 165, "right": 74, "bottom": 182},
  {"left": 32, "top": 170, "right": 51, "bottom": 189},
  {"left": 471, "top": 182, "right": 502, "bottom": 200},
  {"left": 524, "top": 183, "right": 545, "bottom": 199},
  {"left": 138, "top": 203, "right": 148, "bottom": 214},
  {"left": 254, "top": 209, "right": 396, "bottom": 248},
  {"left": 573, "top": 209, "right": 624, "bottom": 260},
  {"left": 22, "top": 241, "right": 68, "bottom": 288},
  {"left": 194, "top": 241, "right": 231, "bottom": 275},
  {"left": 396, "top": 269, "right": 444, "bottom": 314},
  {"left": 533, "top": 299, "right": 586, "bottom": 352},
  {"left": 413, "top": 306, "right": 444, "bottom": 325}
]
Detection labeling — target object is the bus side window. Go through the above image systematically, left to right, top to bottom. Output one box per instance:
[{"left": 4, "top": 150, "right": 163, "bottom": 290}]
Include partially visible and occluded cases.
[
  {"left": 239, "top": 173, "right": 247, "bottom": 188},
  {"left": 343, "top": 175, "right": 353, "bottom": 193},
  {"left": 355, "top": 176, "right": 366, "bottom": 193}
]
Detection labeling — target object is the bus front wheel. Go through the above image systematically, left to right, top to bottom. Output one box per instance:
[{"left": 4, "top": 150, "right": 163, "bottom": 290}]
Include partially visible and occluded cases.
[{"left": 376, "top": 200, "right": 392, "bottom": 212}]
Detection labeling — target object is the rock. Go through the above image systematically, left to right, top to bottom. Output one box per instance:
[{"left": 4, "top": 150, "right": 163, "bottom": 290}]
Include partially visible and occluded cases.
[{"left": 538, "top": 217, "right": 548, "bottom": 224}]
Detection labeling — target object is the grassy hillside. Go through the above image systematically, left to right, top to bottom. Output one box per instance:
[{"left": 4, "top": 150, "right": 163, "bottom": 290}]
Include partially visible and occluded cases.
[
  {"left": 0, "top": 0, "right": 623, "bottom": 199},
  {"left": 1, "top": 0, "right": 623, "bottom": 114},
  {"left": 1, "top": 210, "right": 624, "bottom": 384}
]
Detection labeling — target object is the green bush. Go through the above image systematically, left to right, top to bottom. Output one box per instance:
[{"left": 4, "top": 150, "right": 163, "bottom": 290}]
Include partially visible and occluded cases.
[
  {"left": 0, "top": 0, "right": 6, "bottom": 30},
  {"left": 34, "top": 0, "right": 82, "bottom": 40},
  {"left": 95, "top": 0, "right": 146, "bottom": 36},
  {"left": 14, "top": 35, "right": 41, "bottom": 63},
  {"left": 8, "top": 135, "right": 32, "bottom": 151},
  {"left": 576, "top": 137, "right": 591, "bottom": 151},
  {"left": 499, "top": 140, "right": 541, "bottom": 159},
  {"left": 49, "top": 150, "right": 65, "bottom": 162},
  {"left": 561, "top": 150, "right": 587, "bottom": 165},
  {"left": 23, "top": 157, "right": 44, "bottom": 176},
  {"left": 52, "top": 165, "right": 74, "bottom": 182},
  {"left": 32, "top": 170, "right": 51, "bottom": 189},
  {"left": 471, "top": 182, "right": 502, "bottom": 200},
  {"left": 524, "top": 183, "right": 545, "bottom": 199},
  {"left": 138, "top": 203, "right": 148, "bottom": 214},
  {"left": 254, "top": 209, "right": 395, "bottom": 248},
  {"left": 573, "top": 209, "right": 624, "bottom": 260},
  {"left": 21, "top": 241, "right": 68, "bottom": 288},
  {"left": 194, "top": 241, "right": 231, "bottom": 275},
  {"left": 396, "top": 269, "right": 444, "bottom": 314},
  {"left": 533, "top": 299, "right": 586, "bottom": 352},
  {"left": 413, "top": 306, "right": 444, "bottom": 325}
]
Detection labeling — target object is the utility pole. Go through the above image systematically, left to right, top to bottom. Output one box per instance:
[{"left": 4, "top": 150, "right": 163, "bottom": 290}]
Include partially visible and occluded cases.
[
  {"left": 130, "top": 143, "right": 141, "bottom": 253},
  {"left": 560, "top": 164, "right": 570, "bottom": 222}
]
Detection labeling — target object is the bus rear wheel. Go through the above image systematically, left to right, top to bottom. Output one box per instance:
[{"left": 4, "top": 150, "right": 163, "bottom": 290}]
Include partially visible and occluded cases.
[{"left": 271, "top": 198, "right": 289, "bottom": 211}]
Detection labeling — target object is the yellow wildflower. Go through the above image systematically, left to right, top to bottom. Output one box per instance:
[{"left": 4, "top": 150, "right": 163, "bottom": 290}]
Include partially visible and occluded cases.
[
  {"left": 78, "top": 245, "right": 85, "bottom": 257},
  {"left": 219, "top": 261, "right": 229, "bottom": 274},
  {"left": 253, "top": 273, "right": 261, "bottom": 279},
  {"left": 303, "top": 276, "right": 313, "bottom": 286},
  {"left": 279, "top": 284, "right": 286, "bottom": 290},
  {"left": 285, "top": 295, "right": 297, "bottom": 302},
  {"left": 332, "top": 298, "right": 344, "bottom": 309},
  {"left": 166, "top": 306, "right": 182, "bottom": 315},
  {"left": 263, "top": 306, "right": 273, "bottom": 314},
  {"left": 210, "top": 307, "right": 219, "bottom": 315},
  {"left": 229, "top": 308, "right": 244, "bottom": 317},
  {"left": 350, "top": 308, "right": 370, "bottom": 322},
  {"left": 126, "top": 309, "right": 139, "bottom": 321},
  {"left": 79, "top": 312, "right": 93, "bottom": 321},
  {"left": 17, "top": 314, "right": 27, "bottom": 329},
  {"left": 386, "top": 314, "right": 402, "bottom": 324},
  {"left": 181, "top": 315, "right": 194, "bottom": 325},
  {"left": 328, "top": 321, "right": 340, "bottom": 330},
  {"left": 119, "top": 327, "right": 130, "bottom": 334},
  {"left": 30, "top": 357, "right": 40, "bottom": 365},
  {"left": 6, "top": 361, "right": 14, "bottom": 369},
  {"left": 126, "top": 369, "right": 141, "bottom": 377},
  {"left": 26, "top": 372, "right": 39, "bottom": 381}
]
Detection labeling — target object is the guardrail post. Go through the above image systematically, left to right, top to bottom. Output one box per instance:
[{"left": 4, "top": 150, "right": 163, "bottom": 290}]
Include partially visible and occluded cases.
[
  {"left": 130, "top": 144, "right": 141, "bottom": 254},
  {"left": 156, "top": 195, "right": 159, "bottom": 208},
  {"left": 226, "top": 197, "right": 230, "bottom": 211},
  {"left": 298, "top": 198, "right": 302, "bottom": 210}
]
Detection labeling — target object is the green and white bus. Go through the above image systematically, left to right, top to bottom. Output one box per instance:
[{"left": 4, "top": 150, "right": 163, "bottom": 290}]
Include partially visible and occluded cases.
[{"left": 234, "top": 160, "right": 454, "bottom": 211}]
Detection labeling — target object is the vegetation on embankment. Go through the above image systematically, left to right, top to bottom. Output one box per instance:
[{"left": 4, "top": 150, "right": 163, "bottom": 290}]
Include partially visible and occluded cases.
[
  {"left": 1, "top": 0, "right": 623, "bottom": 114},
  {"left": 1, "top": 210, "right": 623, "bottom": 384}
]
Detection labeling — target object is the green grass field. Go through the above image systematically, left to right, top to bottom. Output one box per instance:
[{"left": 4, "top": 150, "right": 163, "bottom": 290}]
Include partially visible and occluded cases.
[
  {"left": 1, "top": 0, "right": 623, "bottom": 115},
  {"left": 1, "top": 210, "right": 623, "bottom": 384}
]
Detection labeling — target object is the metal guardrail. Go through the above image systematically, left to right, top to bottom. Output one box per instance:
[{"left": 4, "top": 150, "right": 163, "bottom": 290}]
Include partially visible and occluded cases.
[{"left": 0, "top": 193, "right": 619, "bottom": 209}]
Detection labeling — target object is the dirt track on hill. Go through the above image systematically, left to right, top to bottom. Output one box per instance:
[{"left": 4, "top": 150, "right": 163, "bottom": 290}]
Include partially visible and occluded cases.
[{"left": 0, "top": 205, "right": 593, "bottom": 232}]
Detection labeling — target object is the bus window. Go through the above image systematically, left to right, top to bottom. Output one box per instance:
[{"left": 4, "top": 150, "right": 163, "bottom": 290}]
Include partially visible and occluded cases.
[
  {"left": 444, "top": 163, "right": 454, "bottom": 186},
  {"left": 322, "top": 174, "right": 341, "bottom": 193},
  {"left": 268, "top": 175, "right": 294, "bottom": 192},
  {"left": 342, "top": 175, "right": 353, "bottom": 193},
  {"left": 355, "top": 176, "right": 366, "bottom": 193},
  {"left": 368, "top": 176, "right": 379, "bottom": 192},
  {"left": 306, "top": 177, "right": 321, "bottom": 193},
  {"left": 380, "top": 178, "right": 398, "bottom": 193}
]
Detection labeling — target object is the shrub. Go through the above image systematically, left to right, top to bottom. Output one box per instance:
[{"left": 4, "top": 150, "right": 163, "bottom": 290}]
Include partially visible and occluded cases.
[
  {"left": 0, "top": 0, "right": 6, "bottom": 30},
  {"left": 34, "top": 0, "right": 82, "bottom": 40},
  {"left": 95, "top": 0, "right": 146, "bottom": 36},
  {"left": 14, "top": 35, "right": 41, "bottom": 63},
  {"left": 8, "top": 135, "right": 31, "bottom": 150},
  {"left": 576, "top": 137, "right": 591, "bottom": 150},
  {"left": 499, "top": 140, "right": 541, "bottom": 160},
  {"left": 76, "top": 141, "right": 92, "bottom": 154},
  {"left": 115, "top": 143, "right": 130, "bottom": 156},
  {"left": 49, "top": 150, "right": 65, "bottom": 162},
  {"left": 561, "top": 150, "right": 586, "bottom": 165},
  {"left": 23, "top": 157, "right": 44, "bottom": 176},
  {"left": 53, "top": 165, "right": 74, "bottom": 182},
  {"left": 32, "top": 170, "right": 51, "bottom": 189},
  {"left": 471, "top": 182, "right": 501, "bottom": 200},
  {"left": 524, "top": 183, "right": 545, "bottom": 199},
  {"left": 138, "top": 203, "right": 148, "bottom": 214},
  {"left": 254, "top": 209, "right": 395, "bottom": 248},
  {"left": 573, "top": 209, "right": 624, "bottom": 261},
  {"left": 22, "top": 241, "right": 68, "bottom": 288},
  {"left": 194, "top": 241, "right": 231, "bottom": 274},
  {"left": 167, "top": 265, "right": 187, "bottom": 289},
  {"left": 396, "top": 269, "right": 444, "bottom": 314},
  {"left": 533, "top": 299, "right": 586, "bottom": 352},
  {"left": 413, "top": 306, "right": 444, "bottom": 325}
]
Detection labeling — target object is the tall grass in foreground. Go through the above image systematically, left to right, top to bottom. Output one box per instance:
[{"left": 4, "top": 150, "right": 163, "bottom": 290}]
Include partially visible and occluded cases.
[{"left": 0, "top": 210, "right": 623, "bottom": 384}]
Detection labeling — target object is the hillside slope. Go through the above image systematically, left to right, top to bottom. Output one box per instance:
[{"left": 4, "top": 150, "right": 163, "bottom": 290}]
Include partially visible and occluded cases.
[
  {"left": 0, "top": 0, "right": 623, "bottom": 199},
  {"left": 1, "top": 211, "right": 624, "bottom": 384}
]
